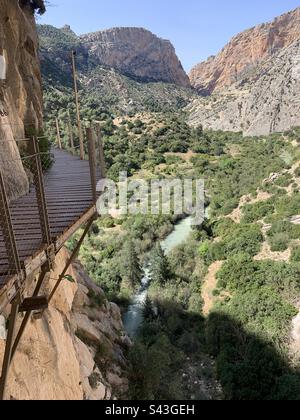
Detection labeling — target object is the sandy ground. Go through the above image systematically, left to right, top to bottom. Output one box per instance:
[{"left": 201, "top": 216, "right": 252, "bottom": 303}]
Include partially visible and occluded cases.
[{"left": 202, "top": 261, "right": 224, "bottom": 317}]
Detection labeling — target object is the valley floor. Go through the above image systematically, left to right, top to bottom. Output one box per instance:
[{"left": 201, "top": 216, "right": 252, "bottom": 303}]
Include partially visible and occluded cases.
[{"left": 67, "top": 113, "right": 300, "bottom": 400}]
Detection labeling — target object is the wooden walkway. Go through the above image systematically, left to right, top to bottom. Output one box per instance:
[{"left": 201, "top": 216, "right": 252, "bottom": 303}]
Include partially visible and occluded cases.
[{"left": 0, "top": 147, "right": 99, "bottom": 292}]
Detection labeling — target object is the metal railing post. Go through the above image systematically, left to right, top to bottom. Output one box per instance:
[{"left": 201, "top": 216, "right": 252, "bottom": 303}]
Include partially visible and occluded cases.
[
  {"left": 67, "top": 110, "right": 74, "bottom": 153},
  {"left": 55, "top": 118, "right": 62, "bottom": 149},
  {"left": 95, "top": 124, "right": 106, "bottom": 179},
  {"left": 30, "top": 136, "right": 51, "bottom": 246},
  {"left": 0, "top": 170, "right": 21, "bottom": 275}
]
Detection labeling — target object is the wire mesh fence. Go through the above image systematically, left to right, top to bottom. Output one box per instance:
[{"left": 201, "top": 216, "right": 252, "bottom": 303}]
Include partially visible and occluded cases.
[
  {"left": 0, "top": 129, "right": 103, "bottom": 290},
  {"left": 0, "top": 137, "right": 54, "bottom": 287}
]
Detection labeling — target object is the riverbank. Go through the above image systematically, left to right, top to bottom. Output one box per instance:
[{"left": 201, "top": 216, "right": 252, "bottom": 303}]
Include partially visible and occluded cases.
[{"left": 123, "top": 216, "right": 194, "bottom": 338}]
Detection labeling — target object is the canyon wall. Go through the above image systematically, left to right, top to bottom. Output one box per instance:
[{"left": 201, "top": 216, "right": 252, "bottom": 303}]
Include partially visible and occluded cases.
[
  {"left": 0, "top": 0, "right": 44, "bottom": 201},
  {"left": 188, "top": 7, "right": 300, "bottom": 136},
  {"left": 190, "top": 7, "right": 300, "bottom": 95},
  {"left": 81, "top": 27, "right": 190, "bottom": 87},
  {"left": 188, "top": 39, "right": 300, "bottom": 136},
  {"left": 0, "top": 247, "right": 130, "bottom": 400}
]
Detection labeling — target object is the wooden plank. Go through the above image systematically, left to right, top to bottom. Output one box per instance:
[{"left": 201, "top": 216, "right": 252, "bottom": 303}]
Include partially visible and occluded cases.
[{"left": 0, "top": 145, "right": 101, "bottom": 294}]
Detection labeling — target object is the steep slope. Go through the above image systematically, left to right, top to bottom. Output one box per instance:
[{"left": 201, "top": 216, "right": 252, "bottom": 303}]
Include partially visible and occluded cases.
[
  {"left": 190, "top": 7, "right": 300, "bottom": 95},
  {"left": 38, "top": 24, "right": 190, "bottom": 88},
  {"left": 38, "top": 25, "right": 195, "bottom": 117},
  {"left": 38, "top": 25, "right": 196, "bottom": 119},
  {"left": 81, "top": 27, "right": 190, "bottom": 87},
  {"left": 188, "top": 38, "right": 300, "bottom": 136}
]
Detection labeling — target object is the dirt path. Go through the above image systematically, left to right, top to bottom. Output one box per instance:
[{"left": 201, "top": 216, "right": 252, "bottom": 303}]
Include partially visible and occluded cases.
[{"left": 202, "top": 261, "right": 223, "bottom": 317}]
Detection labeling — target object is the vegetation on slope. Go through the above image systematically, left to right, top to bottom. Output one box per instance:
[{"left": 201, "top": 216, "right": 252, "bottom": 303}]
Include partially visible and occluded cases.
[
  {"left": 38, "top": 24, "right": 197, "bottom": 120},
  {"left": 66, "top": 116, "right": 300, "bottom": 399}
]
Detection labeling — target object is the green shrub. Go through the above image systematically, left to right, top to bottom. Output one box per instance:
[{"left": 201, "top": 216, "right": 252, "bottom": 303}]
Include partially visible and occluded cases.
[
  {"left": 274, "top": 173, "right": 293, "bottom": 188},
  {"left": 276, "top": 194, "right": 300, "bottom": 217},
  {"left": 242, "top": 200, "right": 275, "bottom": 223},
  {"left": 99, "top": 216, "right": 115, "bottom": 229},
  {"left": 266, "top": 221, "right": 300, "bottom": 251},
  {"left": 224, "top": 224, "right": 263, "bottom": 257},
  {"left": 290, "top": 246, "right": 300, "bottom": 262}
]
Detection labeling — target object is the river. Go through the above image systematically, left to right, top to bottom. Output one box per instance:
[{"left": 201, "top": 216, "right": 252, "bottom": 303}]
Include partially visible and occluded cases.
[{"left": 123, "top": 217, "right": 194, "bottom": 338}]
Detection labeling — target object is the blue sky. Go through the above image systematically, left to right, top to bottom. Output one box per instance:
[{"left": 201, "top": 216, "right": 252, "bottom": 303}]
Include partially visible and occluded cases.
[{"left": 39, "top": 0, "right": 300, "bottom": 71}]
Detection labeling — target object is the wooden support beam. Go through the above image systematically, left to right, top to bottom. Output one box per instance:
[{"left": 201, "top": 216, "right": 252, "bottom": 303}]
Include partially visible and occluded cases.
[
  {"left": 71, "top": 51, "right": 84, "bottom": 160},
  {"left": 55, "top": 118, "right": 62, "bottom": 149},
  {"left": 87, "top": 127, "right": 97, "bottom": 203},
  {"left": 55, "top": 205, "right": 96, "bottom": 250},
  {"left": 48, "top": 218, "right": 94, "bottom": 305},
  {"left": 10, "top": 266, "right": 49, "bottom": 362},
  {"left": 0, "top": 293, "right": 20, "bottom": 400}
]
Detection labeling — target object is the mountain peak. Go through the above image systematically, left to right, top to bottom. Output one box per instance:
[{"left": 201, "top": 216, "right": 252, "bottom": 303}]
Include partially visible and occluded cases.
[
  {"left": 190, "top": 7, "right": 300, "bottom": 95},
  {"left": 80, "top": 27, "right": 190, "bottom": 87}
]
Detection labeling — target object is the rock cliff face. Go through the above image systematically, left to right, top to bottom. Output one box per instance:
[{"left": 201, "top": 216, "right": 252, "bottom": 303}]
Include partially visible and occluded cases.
[
  {"left": 0, "top": 0, "right": 45, "bottom": 201},
  {"left": 188, "top": 7, "right": 300, "bottom": 136},
  {"left": 189, "top": 7, "right": 300, "bottom": 95},
  {"left": 38, "top": 24, "right": 194, "bottom": 116},
  {"left": 39, "top": 25, "right": 190, "bottom": 88},
  {"left": 80, "top": 27, "right": 190, "bottom": 87},
  {"left": 188, "top": 38, "right": 300, "bottom": 136},
  {"left": 0, "top": 248, "right": 130, "bottom": 400}
]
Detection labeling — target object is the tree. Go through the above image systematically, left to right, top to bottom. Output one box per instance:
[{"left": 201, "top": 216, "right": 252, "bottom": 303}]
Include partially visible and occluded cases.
[
  {"left": 121, "top": 240, "right": 143, "bottom": 289},
  {"left": 150, "top": 244, "right": 171, "bottom": 286},
  {"left": 143, "top": 296, "right": 154, "bottom": 321}
]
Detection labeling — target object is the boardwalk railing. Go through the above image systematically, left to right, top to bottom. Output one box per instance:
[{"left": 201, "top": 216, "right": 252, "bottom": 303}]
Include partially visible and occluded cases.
[
  {"left": 0, "top": 126, "right": 105, "bottom": 399},
  {"left": 0, "top": 128, "right": 103, "bottom": 308},
  {"left": 0, "top": 136, "right": 53, "bottom": 291}
]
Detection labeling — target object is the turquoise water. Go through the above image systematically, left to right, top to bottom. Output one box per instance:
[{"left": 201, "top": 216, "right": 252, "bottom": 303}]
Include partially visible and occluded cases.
[
  {"left": 123, "top": 217, "right": 193, "bottom": 338},
  {"left": 161, "top": 217, "right": 193, "bottom": 255}
]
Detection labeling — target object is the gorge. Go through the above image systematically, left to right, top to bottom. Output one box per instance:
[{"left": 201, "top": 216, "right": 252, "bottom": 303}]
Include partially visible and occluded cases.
[{"left": 0, "top": 0, "right": 300, "bottom": 401}]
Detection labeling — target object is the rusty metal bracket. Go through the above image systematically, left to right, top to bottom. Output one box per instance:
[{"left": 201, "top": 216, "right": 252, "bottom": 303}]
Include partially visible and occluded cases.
[{"left": 46, "top": 244, "right": 56, "bottom": 271}]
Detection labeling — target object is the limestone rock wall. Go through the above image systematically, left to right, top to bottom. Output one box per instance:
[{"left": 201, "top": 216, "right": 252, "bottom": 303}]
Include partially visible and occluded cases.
[
  {"left": 0, "top": 0, "right": 44, "bottom": 201},
  {"left": 189, "top": 7, "right": 300, "bottom": 95},
  {"left": 81, "top": 27, "right": 191, "bottom": 87},
  {"left": 188, "top": 39, "right": 300, "bottom": 136},
  {"left": 0, "top": 248, "right": 130, "bottom": 400}
]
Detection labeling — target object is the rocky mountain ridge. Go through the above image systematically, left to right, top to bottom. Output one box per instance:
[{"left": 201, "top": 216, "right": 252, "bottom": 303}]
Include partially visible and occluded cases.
[
  {"left": 188, "top": 7, "right": 300, "bottom": 136},
  {"left": 189, "top": 7, "right": 300, "bottom": 95},
  {"left": 39, "top": 8, "right": 300, "bottom": 136},
  {"left": 38, "top": 24, "right": 196, "bottom": 118},
  {"left": 38, "top": 25, "right": 190, "bottom": 88},
  {"left": 81, "top": 27, "right": 190, "bottom": 87},
  {"left": 188, "top": 38, "right": 300, "bottom": 136}
]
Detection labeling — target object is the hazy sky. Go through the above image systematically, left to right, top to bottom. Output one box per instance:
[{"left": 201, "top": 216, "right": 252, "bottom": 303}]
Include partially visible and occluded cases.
[{"left": 39, "top": 0, "right": 300, "bottom": 71}]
